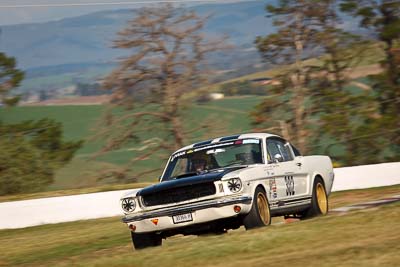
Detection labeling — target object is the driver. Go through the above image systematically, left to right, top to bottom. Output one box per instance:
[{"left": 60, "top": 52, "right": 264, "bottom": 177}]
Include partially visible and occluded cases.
[
  {"left": 189, "top": 152, "right": 210, "bottom": 172},
  {"left": 192, "top": 158, "right": 207, "bottom": 172}
]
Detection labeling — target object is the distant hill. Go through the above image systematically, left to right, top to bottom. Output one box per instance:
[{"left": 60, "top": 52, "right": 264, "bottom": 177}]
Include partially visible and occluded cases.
[
  {"left": 0, "top": 0, "right": 365, "bottom": 94},
  {"left": 0, "top": 1, "right": 274, "bottom": 69}
]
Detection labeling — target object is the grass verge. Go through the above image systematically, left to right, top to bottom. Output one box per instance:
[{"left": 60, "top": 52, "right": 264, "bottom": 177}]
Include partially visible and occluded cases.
[{"left": 0, "top": 185, "right": 399, "bottom": 266}]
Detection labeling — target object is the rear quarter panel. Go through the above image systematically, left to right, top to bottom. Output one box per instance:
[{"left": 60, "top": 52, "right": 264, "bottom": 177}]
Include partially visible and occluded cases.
[{"left": 299, "top": 156, "right": 334, "bottom": 195}]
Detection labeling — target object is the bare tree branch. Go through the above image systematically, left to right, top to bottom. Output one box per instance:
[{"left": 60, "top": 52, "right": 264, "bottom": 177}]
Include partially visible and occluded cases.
[{"left": 92, "top": 4, "right": 226, "bottom": 181}]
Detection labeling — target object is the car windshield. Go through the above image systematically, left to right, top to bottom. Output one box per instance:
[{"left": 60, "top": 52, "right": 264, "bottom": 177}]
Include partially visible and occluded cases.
[{"left": 162, "top": 139, "right": 263, "bottom": 181}]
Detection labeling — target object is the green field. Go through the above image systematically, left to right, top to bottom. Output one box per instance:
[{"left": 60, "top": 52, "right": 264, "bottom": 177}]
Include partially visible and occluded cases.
[
  {"left": 0, "top": 48, "right": 383, "bottom": 192},
  {"left": 0, "top": 71, "right": 379, "bottom": 191},
  {"left": 0, "top": 96, "right": 264, "bottom": 190},
  {"left": 0, "top": 185, "right": 398, "bottom": 267}
]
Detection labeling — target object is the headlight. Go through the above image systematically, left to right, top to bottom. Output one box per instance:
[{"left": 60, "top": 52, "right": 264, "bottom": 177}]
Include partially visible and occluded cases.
[
  {"left": 227, "top": 178, "right": 242, "bottom": 193},
  {"left": 121, "top": 197, "right": 136, "bottom": 212}
]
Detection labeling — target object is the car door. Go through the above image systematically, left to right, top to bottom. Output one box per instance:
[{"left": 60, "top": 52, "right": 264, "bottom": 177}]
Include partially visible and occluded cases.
[{"left": 265, "top": 137, "right": 307, "bottom": 202}]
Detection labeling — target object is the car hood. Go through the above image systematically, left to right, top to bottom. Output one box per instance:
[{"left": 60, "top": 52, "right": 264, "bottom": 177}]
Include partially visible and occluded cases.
[{"left": 137, "top": 166, "right": 246, "bottom": 197}]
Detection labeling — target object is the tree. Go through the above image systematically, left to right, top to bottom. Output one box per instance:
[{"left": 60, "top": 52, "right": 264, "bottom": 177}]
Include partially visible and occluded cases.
[
  {"left": 252, "top": 0, "right": 389, "bottom": 165},
  {"left": 253, "top": 0, "right": 327, "bottom": 153},
  {"left": 341, "top": 0, "right": 400, "bottom": 161},
  {"left": 341, "top": 0, "right": 399, "bottom": 85},
  {"left": 306, "top": 1, "right": 384, "bottom": 165},
  {"left": 96, "top": 4, "right": 225, "bottom": 178},
  {"left": 0, "top": 49, "right": 81, "bottom": 195},
  {"left": 0, "top": 52, "right": 24, "bottom": 106},
  {"left": 0, "top": 119, "right": 82, "bottom": 195},
  {"left": 0, "top": 136, "right": 51, "bottom": 195}
]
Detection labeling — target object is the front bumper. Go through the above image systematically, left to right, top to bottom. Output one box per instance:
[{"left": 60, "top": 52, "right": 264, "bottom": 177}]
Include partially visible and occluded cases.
[{"left": 122, "top": 195, "right": 252, "bottom": 233}]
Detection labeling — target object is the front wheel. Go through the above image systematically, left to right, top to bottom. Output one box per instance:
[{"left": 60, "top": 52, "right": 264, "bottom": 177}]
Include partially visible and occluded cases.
[
  {"left": 302, "top": 177, "right": 328, "bottom": 219},
  {"left": 243, "top": 187, "right": 271, "bottom": 229},
  {"left": 131, "top": 232, "right": 162, "bottom": 250}
]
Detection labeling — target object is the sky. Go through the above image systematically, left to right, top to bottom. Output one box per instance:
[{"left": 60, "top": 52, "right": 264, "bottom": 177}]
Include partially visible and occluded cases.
[{"left": 0, "top": 0, "right": 246, "bottom": 25}]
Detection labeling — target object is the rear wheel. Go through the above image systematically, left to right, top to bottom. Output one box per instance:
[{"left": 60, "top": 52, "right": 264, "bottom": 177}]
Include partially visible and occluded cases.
[
  {"left": 302, "top": 177, "right": 328, "bottom": 219},
  {"left": 243, "top": 187, "right": 271, "bottom": 229},
  {"left": 131, "top": 232, "right": 162, "bottom": 250}
]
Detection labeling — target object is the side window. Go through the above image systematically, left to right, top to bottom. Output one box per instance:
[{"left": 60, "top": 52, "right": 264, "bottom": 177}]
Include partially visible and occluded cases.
[
  {"left": 266, "top": 138, "right": 294, "bottom": 162},
  {"left": 266, "top": 141, "right": 281, "bottom": 162},
  {"left": 277, "top": 141, "right": 293, "bottom": 161},
  {"left": 291, "top": 144, "right": 301, "bottom": 156}
]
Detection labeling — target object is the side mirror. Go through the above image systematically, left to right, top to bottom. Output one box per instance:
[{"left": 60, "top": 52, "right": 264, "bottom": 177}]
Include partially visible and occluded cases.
[
  {"left": 274, "top": 154, "right": 283, "bottom": 163},
  {"left": 158, "top": 176, "right": 162, "bottom": 182}
]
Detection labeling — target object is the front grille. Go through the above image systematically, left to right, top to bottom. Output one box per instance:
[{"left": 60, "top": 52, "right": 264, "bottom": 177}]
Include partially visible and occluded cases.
[{"left": 142, "top": 182, "right": 216, "bottom": 207}]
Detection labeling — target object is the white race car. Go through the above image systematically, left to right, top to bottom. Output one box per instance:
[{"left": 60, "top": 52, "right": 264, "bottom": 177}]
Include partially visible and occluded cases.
[{"left": 121, "top": 133, "right": 334, "bottom": 249}]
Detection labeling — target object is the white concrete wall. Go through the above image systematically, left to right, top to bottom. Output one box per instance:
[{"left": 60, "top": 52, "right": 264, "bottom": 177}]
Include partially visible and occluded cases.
[
  {"left": 0, "top": 162, "right": 399, "bottom": 229},
  {"left": 331, "top": 162, "right": 400, "bottom": 191},
  {"left": 0, "top": 189, "right": 139, "bottom": 230}
]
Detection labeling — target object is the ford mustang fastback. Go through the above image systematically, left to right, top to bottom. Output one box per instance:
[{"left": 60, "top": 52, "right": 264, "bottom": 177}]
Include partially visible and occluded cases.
[{"left": 121, "top": 133, "right": 334, "bottom": 249}]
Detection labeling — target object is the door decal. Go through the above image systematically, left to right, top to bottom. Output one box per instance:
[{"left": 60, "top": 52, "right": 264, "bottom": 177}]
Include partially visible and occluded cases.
[{"left": 285, "top": 176, "right": 295, "bottom": 196}]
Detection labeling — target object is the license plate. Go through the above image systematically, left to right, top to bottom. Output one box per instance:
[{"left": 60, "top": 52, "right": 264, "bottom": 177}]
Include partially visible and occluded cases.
[{"left": 172, "top": 213, "right": 193, "bottom": 224}]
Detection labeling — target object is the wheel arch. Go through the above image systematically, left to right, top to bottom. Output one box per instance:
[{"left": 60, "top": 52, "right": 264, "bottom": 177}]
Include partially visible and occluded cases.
[
  {"left": 310, "top": 172, "right": 326, "bottom": 195},
  {"left": 301, "top": 173, "right": 329, "bottom": 219},
  {"left": 314, "top": 174, "right": 325, "bottom": 186},
  {"left": 242, "top": 182, "right": 271, "bottom": 229},
  {"left": 247, "top": 182, "right": 268, "bottom": 206},
  {"left": 255, "top": 183, "right": 267, "bottom": 193}
]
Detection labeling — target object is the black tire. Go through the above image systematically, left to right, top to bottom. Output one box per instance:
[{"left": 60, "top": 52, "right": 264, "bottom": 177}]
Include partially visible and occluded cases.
[
  {"left": 302, "top": 177, "right": 329, "bottom": 219},
  {"left": 243, "top": 186, "right": 271, "bottom": 229},
  {"left": 131, "top": 232, "right": 162, "bottom": 250}
]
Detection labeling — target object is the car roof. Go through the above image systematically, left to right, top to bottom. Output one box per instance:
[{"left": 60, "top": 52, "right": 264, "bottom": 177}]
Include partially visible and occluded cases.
[{"left": 173, "top": 132, "right": 281, "bottom": 154}]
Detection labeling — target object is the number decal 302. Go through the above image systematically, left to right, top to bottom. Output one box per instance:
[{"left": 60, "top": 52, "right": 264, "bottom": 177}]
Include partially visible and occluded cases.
[{"left": 284, "top": 176, "right": 295, "bottom": 196}]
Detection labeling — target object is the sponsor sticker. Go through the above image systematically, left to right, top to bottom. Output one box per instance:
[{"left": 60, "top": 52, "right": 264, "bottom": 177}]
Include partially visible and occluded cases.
[
  {"left": 243, "top": 139, "right": 260, "bottom": 144},
  {"left": 193, "top": 142, "right": 234, "bottom": 152},
  {"left": 171, "top": 151, "right": 186, "bottom": 161},
  {"left": 269, "top": 178, "right": 277, "bottom": 199}
]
